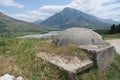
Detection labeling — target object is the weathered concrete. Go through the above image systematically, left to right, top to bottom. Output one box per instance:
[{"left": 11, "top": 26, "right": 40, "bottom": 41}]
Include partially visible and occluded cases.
[
  {"left": 36, "top": 28, "right": 115, "bottom": 79},
  {"left": 52, "top": 28, "right": 115, "bottom": 70},
  {"left": 53, "top": 28, "right": 105, "bottom": 46},
  {"left": 79, "top": 45, "right": 115, "bottom": 70},
  {"left": 36, "top": 52, "right": 93, "bottom": 80}
]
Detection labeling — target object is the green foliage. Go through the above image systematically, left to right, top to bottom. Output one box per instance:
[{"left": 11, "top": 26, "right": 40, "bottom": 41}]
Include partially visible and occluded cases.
[
  {"left": 109, "top": 24, "right": 120, "bottom": 34},
  {"left": 103, "top": 33, "right": 120, "bottom": 39}
]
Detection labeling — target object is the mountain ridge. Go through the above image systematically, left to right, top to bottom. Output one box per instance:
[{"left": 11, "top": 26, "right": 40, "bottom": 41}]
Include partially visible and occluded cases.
[
  {"left": 39, "top": 7, "right": 118, "bottom": 30},
  {"left": 0, "top": 12, "right": 46, "bottom": 33}
]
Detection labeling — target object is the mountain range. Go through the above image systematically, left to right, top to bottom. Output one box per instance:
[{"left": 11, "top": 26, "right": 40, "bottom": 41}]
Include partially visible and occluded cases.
[
  {"left": 0, "top": 7, "right": 120, "bottom": 33},
  {"left": 38, "top": 7, "right": 119, "bottom": 30},
  {"left": 0, "top": 12, "right": 45, "bottom": 33}
]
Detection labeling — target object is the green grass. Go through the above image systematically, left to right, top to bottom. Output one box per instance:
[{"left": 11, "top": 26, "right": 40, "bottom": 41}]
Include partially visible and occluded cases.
[
  {"left": 103, "top": 33, "right": 120, "bottom": 39},
  {"left": 0, "top": 37, "right": 120, "bottom": 80},
  {"left": 75, "top": 54, "right": 120, "bottom": 80}
]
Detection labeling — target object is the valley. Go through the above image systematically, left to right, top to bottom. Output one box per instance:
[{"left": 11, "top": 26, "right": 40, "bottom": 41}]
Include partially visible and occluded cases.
[{"left": 0, "top": 5, "right": 120, "bottom": 80}]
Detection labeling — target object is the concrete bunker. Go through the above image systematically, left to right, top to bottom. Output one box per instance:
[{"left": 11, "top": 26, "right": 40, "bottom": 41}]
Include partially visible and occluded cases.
[
  {"left": 37, "top": 27, "right": 115, "bottom": 80},
  {"left": 53, "top": 27, "right": 115, "bottom": 70}
]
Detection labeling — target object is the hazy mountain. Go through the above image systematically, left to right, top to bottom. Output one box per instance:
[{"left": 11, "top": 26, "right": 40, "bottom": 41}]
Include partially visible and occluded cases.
[
  {"left": 39, "top": 7, "right": 112, "bottom": 30},
  {"left": 0, "top": 12, "right": 45, "bottom": 33},
  {"left": 100, "top": 18, "right": 120, "bottom": 24},
  {"left": 34, "top": 19, "right": 42, "bottom": 24}
]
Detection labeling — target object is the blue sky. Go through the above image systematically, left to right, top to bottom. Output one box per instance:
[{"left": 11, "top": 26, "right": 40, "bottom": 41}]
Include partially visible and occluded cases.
[{"left": 0, "top": 0, "right": 120, "bottom": 22}]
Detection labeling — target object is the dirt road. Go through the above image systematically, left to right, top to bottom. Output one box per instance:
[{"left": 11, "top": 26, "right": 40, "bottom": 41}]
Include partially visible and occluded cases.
[{"left": 106, "top": 39, "right": 120, "bottom": 54}]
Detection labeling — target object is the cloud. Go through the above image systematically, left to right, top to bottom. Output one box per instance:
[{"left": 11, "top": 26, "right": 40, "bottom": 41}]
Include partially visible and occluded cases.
[
  {"left": 0, "top": 0, "right": 24, "bottom": 8},
  {"left": 13, "top": 0, "right": 120, "bottom": 22},
  {"left": 13, "top": 5, "right": 66, "bottom": 22},
  {"left": 0, "top": 9, "right": 3, "bottom": 12}
]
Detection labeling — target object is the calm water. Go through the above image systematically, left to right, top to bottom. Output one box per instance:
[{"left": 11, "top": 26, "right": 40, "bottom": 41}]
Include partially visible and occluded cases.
[{"left": 18, "top": 31, "right": 61, "bottom": 38}]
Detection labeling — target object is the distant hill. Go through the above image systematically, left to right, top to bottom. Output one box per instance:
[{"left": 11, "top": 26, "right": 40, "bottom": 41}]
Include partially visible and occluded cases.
[
  {"left": 39, "top": 7, "right": 113, "bottom": 30},
  {"left": 0, "top": 12, "right": 46, "bottom": 33},
  {"left": 100, "top": 18, "right": 120, "bottom": 24},
  {"left": 34, "top": 19, "right": 42, "bottom": 24}
]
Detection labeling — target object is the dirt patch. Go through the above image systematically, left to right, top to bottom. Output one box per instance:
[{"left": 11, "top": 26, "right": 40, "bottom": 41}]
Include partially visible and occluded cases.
[{"left": 106, "top": 39, "right": 120, "bottom": 54}]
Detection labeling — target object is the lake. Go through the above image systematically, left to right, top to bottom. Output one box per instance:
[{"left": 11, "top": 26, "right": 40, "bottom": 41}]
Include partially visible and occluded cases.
[{"left": 18, "top": 31, "right": 61, "bottom": 38}]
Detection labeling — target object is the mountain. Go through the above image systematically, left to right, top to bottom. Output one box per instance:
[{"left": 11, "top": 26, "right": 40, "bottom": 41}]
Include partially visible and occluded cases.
[
  {"left": 39, "top": 7, "right": 112, "bottom": 30},
  {"left": 0, "top": 12, "right": 45, "bottom": 33},
  {"left": 100, "top": 18, "right": 120, "bottom": 24},
  {"left": 34, "top": 19, "right": 42, "bottom": 24}
]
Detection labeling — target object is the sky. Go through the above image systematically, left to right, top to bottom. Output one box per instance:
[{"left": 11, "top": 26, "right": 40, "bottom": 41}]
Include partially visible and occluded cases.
[{"left": 0, "top": 0, "right": 120, "bottom": 22}]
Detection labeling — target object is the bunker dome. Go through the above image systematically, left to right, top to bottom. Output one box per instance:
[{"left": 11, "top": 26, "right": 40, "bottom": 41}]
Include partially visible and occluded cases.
[{"left": 53, "top": 28, "right": 105, "bottom": 46}]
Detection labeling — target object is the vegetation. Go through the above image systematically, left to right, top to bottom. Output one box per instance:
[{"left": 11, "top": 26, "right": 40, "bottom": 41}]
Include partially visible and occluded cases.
[
  {"left": 0, "top": 12, "right": 48, "bottom": 34},
  {"left": 94, "top": 24, "right": 120, "bottom": 39},
  {"left": 99, "top": 24, "right": 120, "bottom": 39},
  {"left": 109, "top": 24, "right": 120, "bottom": 34},
  {"left": 103, "top": 33, "right": 120, "bottom": 39},
  {"left": 0, "top": 36, "right": 120, "bottom": 80},
  {"left": 35, "top": 41, "right": 88, "bottom": 58},
  {"left": 75, "top": 54, "right": 120, "bottom": 80}
]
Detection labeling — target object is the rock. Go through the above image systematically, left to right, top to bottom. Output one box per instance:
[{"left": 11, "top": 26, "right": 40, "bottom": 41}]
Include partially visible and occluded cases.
[
  {"left": 0, "top": 74, "right": 15, "bottom": 80},
  {"left": 16, "top": 76, "right": 23, "bottom": 80}
]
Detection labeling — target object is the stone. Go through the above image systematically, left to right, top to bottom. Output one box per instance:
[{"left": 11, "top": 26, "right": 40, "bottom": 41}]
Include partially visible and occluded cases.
[
  {"left": 0, "top": 74, "right": 15, "bottom": 80},
  {"left": 16, "top": 76, "right": 23, "bottom": 80}
]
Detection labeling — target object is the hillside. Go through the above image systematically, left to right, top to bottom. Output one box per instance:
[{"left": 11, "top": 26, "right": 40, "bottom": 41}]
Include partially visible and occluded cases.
[
  {"left": 39, "top": 7, "right": 111, "bottom": 30},
  {"left": 0, "top": 12, "right": 46, "bottom": 33},
  {"left": 0, "top": 37, "right": 120, "bottom": 80}
]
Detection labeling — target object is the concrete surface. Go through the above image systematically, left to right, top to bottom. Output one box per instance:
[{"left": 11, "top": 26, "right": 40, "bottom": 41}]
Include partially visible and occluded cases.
[
  {"left": 53, "top": 28, "right": 105, "bottom": 46},
  {"left": 79, "top": 45, "right": 115, "bottom": 70},
  {"left": 36, "top": 52, "right": 93, "bottom": 80}
]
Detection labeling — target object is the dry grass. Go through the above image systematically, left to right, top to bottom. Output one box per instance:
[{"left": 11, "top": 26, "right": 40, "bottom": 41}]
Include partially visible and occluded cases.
[
  {"left": 0, "top": 37, "right": 120, "bottom": 80},
  {"left": 35, "top": 41, "right": 89, "bottom": 60},
  {"left": 0, "top": 56, "right": 21, "bottom": 76}
]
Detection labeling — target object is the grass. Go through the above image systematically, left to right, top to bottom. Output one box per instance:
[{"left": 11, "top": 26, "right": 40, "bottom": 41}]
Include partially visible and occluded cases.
[
  {"left": 103, "top": 33, "right": 120, "bottom": 39},
  {"left": 0, "top": 36, "right": 120, "bottom": 80},
  {"left": 0, "top": 37, "right": 65, "bottom": 80},
  {"left": 35, "top": 41, "right": 88, "bottom": 60},
  {"left": 75, "top": 54, "right": 120, "bottom": 80}
]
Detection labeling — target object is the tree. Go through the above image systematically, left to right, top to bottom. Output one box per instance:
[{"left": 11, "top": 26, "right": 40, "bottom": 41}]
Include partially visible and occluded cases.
[
  {"left": 110, "top": 24, "right": 116, "bottom": 34},
  {"left": 118, "top": 24, "right": 120, "bottom": 33}
]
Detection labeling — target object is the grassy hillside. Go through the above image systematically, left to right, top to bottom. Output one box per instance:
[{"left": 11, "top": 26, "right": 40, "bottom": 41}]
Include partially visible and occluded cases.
[
  {"left": 0, "top": 12, "right": 47, "bottom": 34},
  {"left": 0, "top": 36, "right": 120, "bottom": 80}
]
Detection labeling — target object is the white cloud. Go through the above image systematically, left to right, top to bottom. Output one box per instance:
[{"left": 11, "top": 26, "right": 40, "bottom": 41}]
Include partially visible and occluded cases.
[
  {"left": 0, "top": 0, "right": 24, "bottom": 8},
  {"left": 13, "top": 0, "right": 120, "bottom": 22},
  {"left": 13, "top": 5, "right": 66, "bottom": 22},
  {"left": 0, "top": 9, "right": 3, "bottom": 12}
]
